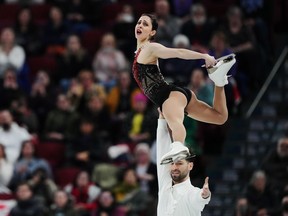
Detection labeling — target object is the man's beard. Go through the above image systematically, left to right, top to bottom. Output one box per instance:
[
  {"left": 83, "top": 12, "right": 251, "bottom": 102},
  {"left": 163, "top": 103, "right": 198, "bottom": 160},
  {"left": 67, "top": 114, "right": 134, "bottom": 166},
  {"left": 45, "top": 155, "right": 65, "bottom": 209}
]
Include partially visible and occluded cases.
[
  {"left": 2, "top": 123, "right": 11, "bottom": 131},
  {"left": 170, "top": 170, "right": 189, "bottom": 183}
]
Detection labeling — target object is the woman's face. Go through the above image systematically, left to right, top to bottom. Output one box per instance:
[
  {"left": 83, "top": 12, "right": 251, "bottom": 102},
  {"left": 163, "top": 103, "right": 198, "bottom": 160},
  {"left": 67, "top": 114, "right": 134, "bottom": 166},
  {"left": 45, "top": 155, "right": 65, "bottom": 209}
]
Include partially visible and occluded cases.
[
  {"left": 19, "top": 9, "right": 31, "bottom": 25},
  {"left": 135, "top": 15, "right": 155, "bottom": 41},
  {"left": 1, "top": 28, "right": 15, "bottom": 44},
  {"left": 22, "top": 142, "right": 34, "bottom": 157},
  {"left": 76, "top": 171, "right": 89, "bottom": 187}
]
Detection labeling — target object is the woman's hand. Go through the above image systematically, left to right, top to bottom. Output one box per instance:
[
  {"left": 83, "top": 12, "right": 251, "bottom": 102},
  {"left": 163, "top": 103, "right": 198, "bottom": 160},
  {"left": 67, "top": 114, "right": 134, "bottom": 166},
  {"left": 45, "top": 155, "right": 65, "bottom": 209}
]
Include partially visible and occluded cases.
[{"left": 204, "top": 54, "right": 217, "bottom": 68}]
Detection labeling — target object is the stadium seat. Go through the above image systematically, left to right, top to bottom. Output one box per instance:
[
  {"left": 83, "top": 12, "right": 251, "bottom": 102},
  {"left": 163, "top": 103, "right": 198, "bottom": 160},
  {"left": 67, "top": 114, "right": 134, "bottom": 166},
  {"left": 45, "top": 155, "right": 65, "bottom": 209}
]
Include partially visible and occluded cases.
[
  {"left": 30, "top": 4, "right": 51, "bottom": 26},
  {"left": 82, "top": 28, "right": 104, "bottom": 55},
  {"left": 27, "top": 55, "right": 57, "bottom": 80},
  {"left": 35, "top": 141, "right": 66, "bottom": 170},
  {"left": 54, "top": 167, "right": 81, "bottom": 188}
]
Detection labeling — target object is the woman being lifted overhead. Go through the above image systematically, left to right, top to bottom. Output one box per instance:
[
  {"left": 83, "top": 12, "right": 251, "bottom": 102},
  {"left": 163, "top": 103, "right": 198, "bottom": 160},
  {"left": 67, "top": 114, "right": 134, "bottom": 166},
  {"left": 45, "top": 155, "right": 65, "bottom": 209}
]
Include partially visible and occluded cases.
[{"left": 132, "top": 13, "right": 236, "bottom": 163}]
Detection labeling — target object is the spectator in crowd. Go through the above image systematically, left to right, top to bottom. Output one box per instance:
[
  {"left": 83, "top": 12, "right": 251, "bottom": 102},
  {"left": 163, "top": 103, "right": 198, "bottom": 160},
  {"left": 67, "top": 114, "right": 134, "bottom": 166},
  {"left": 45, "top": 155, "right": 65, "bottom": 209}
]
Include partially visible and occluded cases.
[
  {"left": 65, "top": 0, "right": 91, "bottom": 34},
  {"left": 154, "top": 0, "right": 181, "bottom": 47},
  {"left": 170, "top": 0, "right": 193, "bottom": 18},
  {"left": 181, "top": 3, "right": 217, "bottom": 53},
  {"left": 113, "top": 4, "right": 136, "bottom": 59},
  {"left": 43, "top": 6, "right": 70, "bottom": 54},
  {"left": 222, "top": 6, "right": 261, "bottom": 90},
  {"left": 13, "top": 7, "right": 43, "bottom": 56},
  {"left": 0, "top": 27, "right": 26, "bottom": 79},
  {"left": 208, "top": 31, "right": 242, "bottom": 113},
  {"left": 92, "top": 33, "right": 128, "bottom": 90},
  {"left": 56, "top": 34, "right": 91, "bottom": 88},
  {"left": 159, "top": 34, "right": 197, "bottom": 81},
  {"left": 0, "top": 68, "right": 25, "bottom": 110},
  {"left": 185, "top": 68, "right": 213, "bottom": 154},
  {"left": 67, "top": 69, "right": 107, "bottom": 112},
  {"left": 29, "top": 70, "right": 58, "bottom": 133},
  {"left": 106, "top": 70, "right": 141, "bottom": 142},
  {"left": 106, "top": 70, "right": 140, "bottom": 117},
  {"left": 122, "top": 92, "right": 157, "bottom": 145},
  {"left": 43, "top": 94, "right": 79, "bottom": 142},
  {"left": 83, "top": 94, "right": 111, "bottom": 137},
  {"left": 11, "top": 97, "right": 39, "bottom": 134},
  {"left": 0, "top": 110, "right": 31, "bottom": 163},
  {"left": 68, "top": 118, "right": 110, "bottom": 172},
  {"left": 261, "top": 137, "right": 288, "bottom": 193},
  {"left": 10, "top": 140, "right": 52, "bottom": 188},
  {"left": 132, "top": 143, "right": 158, "bottom": 199},
  {"left": 0, "top": 144, "right": 13, "bottom": 191},
  {"left": 27, "top": 167, "right": 58, "bottom": 206},
  {"left": 113, "top": 168, "right": 151, "bottom": 216},
  {"left": 64, "top": 170, "right": 101, "bottom": 216},
  {"left": 244, "top": 170, "right": 279, "bottom": 216},
  {"left": 9, "top": 182, "right": 48, "bottom": 216},
  {"left": 49, "top": 190, "right": 78, "bottom": 216},
  {"left": 92, "top": 190, "right": 126, "bottom": 216},
  {"left": 281, "top": 195, "right": 288, "bottom": 216},
  {"left": 234, "top": 196, "right": 252, "bottom": 216}
]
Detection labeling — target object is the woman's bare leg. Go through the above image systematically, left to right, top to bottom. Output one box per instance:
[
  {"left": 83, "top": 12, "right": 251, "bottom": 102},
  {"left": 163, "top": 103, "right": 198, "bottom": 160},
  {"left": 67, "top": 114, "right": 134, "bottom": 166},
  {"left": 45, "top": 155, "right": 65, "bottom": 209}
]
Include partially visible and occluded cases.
[
  {"left": 185, "top": 86, "right": 228, "bottom": 125},
  {"left": 162, "top": 91, "right": 187, "bottom": 143}
]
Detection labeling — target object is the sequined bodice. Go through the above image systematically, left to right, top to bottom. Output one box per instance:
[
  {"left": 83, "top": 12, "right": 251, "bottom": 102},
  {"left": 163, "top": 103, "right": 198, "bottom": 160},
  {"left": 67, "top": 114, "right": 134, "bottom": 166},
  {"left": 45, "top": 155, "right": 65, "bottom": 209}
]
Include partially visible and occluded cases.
[{"left": 132, "top": 48, "right": 168, "bottom": 103}]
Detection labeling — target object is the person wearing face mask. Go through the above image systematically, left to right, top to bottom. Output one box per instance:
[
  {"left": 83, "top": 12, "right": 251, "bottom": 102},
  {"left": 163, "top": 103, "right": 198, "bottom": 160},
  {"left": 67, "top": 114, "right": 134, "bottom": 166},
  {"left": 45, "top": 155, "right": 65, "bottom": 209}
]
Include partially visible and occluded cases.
[
  {"left": 180, "top": 3, "right": 217, "bottom": 53},
  {"left": 0, "top": 110, "right": 31, "bottom": 164}
]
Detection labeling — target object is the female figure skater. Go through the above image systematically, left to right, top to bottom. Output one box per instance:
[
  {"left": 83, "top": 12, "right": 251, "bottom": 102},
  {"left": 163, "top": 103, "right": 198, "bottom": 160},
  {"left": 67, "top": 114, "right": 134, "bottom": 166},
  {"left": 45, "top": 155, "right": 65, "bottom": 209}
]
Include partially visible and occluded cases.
[{"left": 132, "top": 14, "right": 235, "bottom": 163}]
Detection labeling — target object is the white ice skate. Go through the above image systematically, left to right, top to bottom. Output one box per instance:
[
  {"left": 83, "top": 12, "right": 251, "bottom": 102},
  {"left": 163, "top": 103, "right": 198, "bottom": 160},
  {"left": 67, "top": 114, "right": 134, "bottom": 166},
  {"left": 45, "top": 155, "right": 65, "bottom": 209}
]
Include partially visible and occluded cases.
[
  {"left": 207, "top": 54, "right": 236, "bottom": 87},
  {"left": 160, "top": 141, "right": 191, "bottom": 165}
]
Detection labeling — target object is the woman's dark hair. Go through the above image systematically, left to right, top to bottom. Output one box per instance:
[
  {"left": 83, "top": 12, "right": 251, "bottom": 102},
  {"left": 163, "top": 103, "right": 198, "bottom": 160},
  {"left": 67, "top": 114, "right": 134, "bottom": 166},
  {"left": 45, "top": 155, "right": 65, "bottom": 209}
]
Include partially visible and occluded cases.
[
  {"left": 141, "top": 13, "right": 158, "bottom": 41},
  {"left": 17, "top": 140, "right": 35, "bottom": 160},
  {"left": 0, "top": 144, "right": 7, "bottom": 159}
]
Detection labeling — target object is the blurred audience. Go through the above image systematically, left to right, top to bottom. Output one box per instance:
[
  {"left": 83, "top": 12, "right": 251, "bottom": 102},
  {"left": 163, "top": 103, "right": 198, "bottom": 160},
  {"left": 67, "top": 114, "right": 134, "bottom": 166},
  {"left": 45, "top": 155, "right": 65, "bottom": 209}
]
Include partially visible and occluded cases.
[
  {"left": 64, "top": 0, "right": 91, "bottom": 34},
  {"left": 154, "top": 0, "right": 181, "bottom": 47},
  {"left": 180, "top": 3, "right": 216, "bottom": 53},
  {"left": 113, "top": 4, "right": 136, "bottom": 59},
  {"left": 43, "top": 6, "right": 70, "bottom": 54},
  {"left": 222, "top": 6, "right": 261, "bottom": 90},
  {"left": 13, "top": 7, "right": 43, "bottom": 56},
  {"left": 0, "top": 27, "right": 26, "bottom": 78},
  {"left": 92, "top": 33, "right": 128, "bottom": 90},
  {"left": 56, "top": 34, "right": 91, "bottom": 87},
  {"left": 159, "top": 34, "right": 196, "bottom": 81},
  {"left": 0, "top": 68, "right": 25, "bottom": 110},
  {"left": 67, "top": 69, "right": 106, "bottom": 112},
  {"left": 29, "top": 70, "right": 57, "bottom": 133},
  {"left": 106, "top": 70, "right": 141, "bottom": 142},
  {"left": 121, "top": 92, "right": 156, "bottom": 145},
  {"left": 43, "top": 94, "right": 79, "bottom": 142},
  {"left": 11, "top": 97, "right": 39, "bottom": 134},
  {"left": 0, "top": 110, "right": 31, "bottom": 163},
  {"left": 68, "top": 117, "right": 110, "bottom": 172},
  {"left": 261, "top": 137, "right": 288, "bottom": 194},
  {"left": 10, "top": 140, "right": 52, "bottom": 188},
  {"left": 0, "top": 143, "right": 13, "bottom": 191},
  {"left": 132, "top": 143, "right": 158, "bottom": 199},
  {"left": 27, "top": 167, "right": 58, "bottom": 206},
  {"left": 113, "top": 168, "right": 151, "bottom": 216},
  {"left": 64, "top": 170, "right": 101, "bottom": 216},
  {"left": 244, "top": 170, "right": 279, "bottom": 216},
  {"left": 9, "top": 182, "right": 49, "bottom": 216},
  {"left": 49, "top": 190, "right": 78, "bottom": 216},
  {"left": 92, "top": 190, "right": 126, "bottom": 216},
  {"left": 234, "top": 197, "right": 252, "bottom": 216}
]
